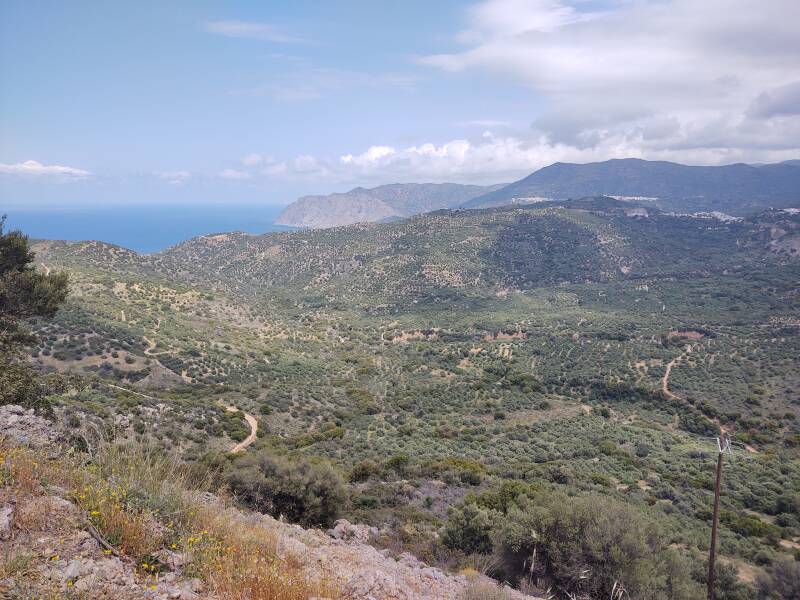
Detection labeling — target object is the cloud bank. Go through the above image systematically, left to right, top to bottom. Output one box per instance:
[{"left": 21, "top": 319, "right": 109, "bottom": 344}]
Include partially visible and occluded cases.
[
  {"left": 235, "top": 0, "right": 799, "bottom": 185},
  {"left": 417, "top": 0, "right": 800, "bottom": 165},
  {"left": 0, "top": 160, "right": 90, "bottom": 178}
]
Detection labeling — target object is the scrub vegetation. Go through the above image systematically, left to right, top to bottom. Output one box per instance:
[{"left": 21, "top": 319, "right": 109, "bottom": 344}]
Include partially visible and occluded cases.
[{"left": 6, "top": 199, "right": 800, "bottom": 598}]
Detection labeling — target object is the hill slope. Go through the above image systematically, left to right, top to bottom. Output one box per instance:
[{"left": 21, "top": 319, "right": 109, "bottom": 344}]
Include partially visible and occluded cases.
[
  {"left": 464, "top": 158, "right": 800, "bottom": 215},
  {"left": 275, "top": 182, "right": 503, "bottom": 228},
  {"left": 25, "top": 198, "right": 800, "bottom": 597},
  {"left": 36, "top": 199, "right": 800, "bottom": 306},
  {"left": 159, "top": 199, "right": 800, "bottom": 303},
  {"left": 1, "top": 405, "right": 536, "bottom": 600}
]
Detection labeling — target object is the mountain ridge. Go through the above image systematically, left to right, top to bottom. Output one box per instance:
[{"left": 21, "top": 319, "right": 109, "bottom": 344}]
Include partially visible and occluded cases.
[
  {"left": 274, "top": 158, "right": 800, "bottom": 230},
  {"left": 463, "top": 158, "right": 800, "bottom": 215},
  {"left": 274, "top": 182, "right": 504, "bottom": 228}
]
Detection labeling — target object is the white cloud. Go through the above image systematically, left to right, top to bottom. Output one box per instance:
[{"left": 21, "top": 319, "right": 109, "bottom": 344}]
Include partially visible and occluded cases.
[
  {"left": 419, "top": 0, "right": 800, "bottom": 159},
  {"left": 462, "top": 0, "right": 593, "bottom": 40},
  {"left": 204, "top": 20, "right": 307, "bottom": 44},
  {"left": 250, "top": 127, "right": 800, "bottom": 187},
  {"left": 333, "top": 133, "right": 621, "bottom": 182},
  {"left": 340, "top": 146, "right": 396, "bottom": 166},
  {"left": 242, "top": 153, "right": 265, "bottom": 166},
  {"left": 0, "top": 159, "right": 90, "bottom": 178},
  {"left": 219, "top": 168, "right": 251, "bottom": 180},
  {"left": 157, "top": 171, "right": 192, "bottom": 185}
]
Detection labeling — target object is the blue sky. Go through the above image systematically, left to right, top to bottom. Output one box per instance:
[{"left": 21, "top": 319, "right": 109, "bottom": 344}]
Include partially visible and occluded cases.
[{"left": 2, "top": 0, "right": 799, "bottom": 208}]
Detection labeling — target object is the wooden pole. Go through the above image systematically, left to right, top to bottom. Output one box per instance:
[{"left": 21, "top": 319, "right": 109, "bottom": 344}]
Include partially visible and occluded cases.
[{"left": 707, "top": 447, "right": 724, "bottom": 600}]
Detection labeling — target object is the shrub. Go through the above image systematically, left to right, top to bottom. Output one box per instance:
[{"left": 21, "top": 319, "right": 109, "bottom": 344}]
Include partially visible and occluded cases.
[
  {"left": 0, "top": 365, "right": 70, "bottom": 415},
  {"left": 635, "top": 442, "right": 651, "bottom": 457},
  {"left": 227, "top": 452, "right": 348, "bottom": 527},
  {"left": 384, "top": 454, "right": 411, "bottom": 476},
  {"left": 350, "top": 459, "right": 380, "bottom": 482},
  {"left": 467, "top": 480, "right": 536, "bottom": 514},
  {"left": 491, "top": 492, "right": 701, "bottom": 599},
  {"left": 442, "top": 503, "right": 500, "bottom": 555},
  {"left": 721, "top": 511, "right": 781, "bottom": 538},
  {"left": 756, "top": 557, "right": 800, "bottom": 600}
]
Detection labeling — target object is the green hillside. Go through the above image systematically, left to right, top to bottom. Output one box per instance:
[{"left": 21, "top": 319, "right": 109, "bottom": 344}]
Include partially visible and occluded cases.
[{"left": 23, "top": 198, "right": 800, "bottom": 598}]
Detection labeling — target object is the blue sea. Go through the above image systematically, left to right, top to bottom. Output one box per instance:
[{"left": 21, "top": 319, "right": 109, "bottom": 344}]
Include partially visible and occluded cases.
[{"left": 1, "top": 204, "right": 293, "bottom": 254}]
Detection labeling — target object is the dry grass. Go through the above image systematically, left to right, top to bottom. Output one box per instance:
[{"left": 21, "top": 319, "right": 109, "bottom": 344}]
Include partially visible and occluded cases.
[
  {"left": 1, "top": 437, "right": 339, "bottom": 599},
  {"left": 0, "top": 444, "right": 70, "bottom": 493},
  {"left": 15, "top": 496, "right": 79, "bottom": 532},
  {"left": 176, "top": 502, "right": 338, "bottom": 600},
  {"left": 208, "top": 548, "right": 339, "bottom": 600},
  {"left": 0, "top": 550, "right": 35, "bottom": 579},
  {"left": 462, "top": 575, "right": 519, "bottom": 600}
]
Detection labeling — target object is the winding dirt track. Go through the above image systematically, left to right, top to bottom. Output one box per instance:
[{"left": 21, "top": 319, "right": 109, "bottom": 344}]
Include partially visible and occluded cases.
[
  {"left": 143, "top": 320, "right": 172, "bottom": 356},
  {"left": 142, "top": 336, "right": 171, "bottom": 356},
  {"left": 661, "top": 353, "right": 757, "bottom": 453},
  {"left": 662, "top": 356, "right": 680, "bottom": 399},
  {"left": 105, "top": 383, "right": 158, "bottom": 401},
  {"left": 105, "top": 384, "right": 258, "bottom": 454},
  {"left": 225, "top": 405, "right": 259, "bottom": 453}
]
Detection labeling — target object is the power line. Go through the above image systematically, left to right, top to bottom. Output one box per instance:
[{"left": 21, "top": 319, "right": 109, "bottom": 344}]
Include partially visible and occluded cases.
[{"left": 707, "top": 435, "right": 733, "bottom": 600}]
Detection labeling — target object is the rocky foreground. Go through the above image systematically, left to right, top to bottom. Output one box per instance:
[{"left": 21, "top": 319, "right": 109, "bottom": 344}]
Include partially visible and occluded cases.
[{"left": 0, "top": 405, "right": 539, "bottom": 599}]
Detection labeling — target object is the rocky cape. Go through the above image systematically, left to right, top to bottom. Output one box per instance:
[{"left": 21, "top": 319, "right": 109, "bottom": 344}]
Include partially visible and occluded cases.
[{"left": 275, "top": 182, "right": 503, "bottom": 229}]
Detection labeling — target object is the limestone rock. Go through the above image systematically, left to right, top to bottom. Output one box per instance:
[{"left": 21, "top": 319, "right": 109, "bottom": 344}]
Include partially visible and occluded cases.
[
  {"left": 0, "top": 405, "right": 60, "bottom": 449},
  {"left": 0, "top": 504, "right": 15, "bottom": 541},
  {"left": 328, "top": 519, "right": 378, "bottom": 543},
  {"left": 344, "top": 570, "right": 415, "bottom": 600}
]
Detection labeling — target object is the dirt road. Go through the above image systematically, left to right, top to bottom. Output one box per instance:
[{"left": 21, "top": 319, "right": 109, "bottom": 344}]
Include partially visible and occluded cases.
[
  {"left": 662, "top": 354, "right": 757, "bottom": 454},
  {"left": 662, "top": 356, "right": 681, "bottom": 399},
  {"left": 105, "top": 383, "right": 258, "bottom": 453},
  {"left": 225, "top": 405, "right": 258, "bottom": 453}
]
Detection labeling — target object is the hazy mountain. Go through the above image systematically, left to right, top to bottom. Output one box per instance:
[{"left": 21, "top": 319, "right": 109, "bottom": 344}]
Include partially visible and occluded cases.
[
  {"left": 463, "top": 158, "right": 800, "bottom": 215},
  {"left": 274, "top": 182, "right": 503, "bottom": 228}
]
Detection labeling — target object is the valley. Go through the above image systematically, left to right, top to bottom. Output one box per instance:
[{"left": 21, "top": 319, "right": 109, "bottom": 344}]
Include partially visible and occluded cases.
[
  {"left": 6, "top": 3, "right": 800, "bottom": 597},
  {"left": 21, "top": 198, "right": 800, "bottom": 597}
]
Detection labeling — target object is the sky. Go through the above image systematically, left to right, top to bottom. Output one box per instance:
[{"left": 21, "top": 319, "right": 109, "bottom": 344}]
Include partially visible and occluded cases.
[{"left": 1, "top": 0, "right": 799, "bottom": 208}]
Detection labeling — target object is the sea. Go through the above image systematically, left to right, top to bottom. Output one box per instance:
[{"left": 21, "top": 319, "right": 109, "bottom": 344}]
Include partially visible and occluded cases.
[{"left": 1, "top": 204, "right": 294, "bottom": 254}]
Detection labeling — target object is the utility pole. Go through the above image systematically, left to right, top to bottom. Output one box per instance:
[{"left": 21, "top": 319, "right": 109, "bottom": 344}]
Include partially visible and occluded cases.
[{"left": 707, "top": 436, "right": 732, "bottom": 600}]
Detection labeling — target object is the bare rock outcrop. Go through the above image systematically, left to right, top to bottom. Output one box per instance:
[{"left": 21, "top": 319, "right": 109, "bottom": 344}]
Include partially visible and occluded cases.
[{"left": 0, "top": 404, "right": 61, "bottom": 449}]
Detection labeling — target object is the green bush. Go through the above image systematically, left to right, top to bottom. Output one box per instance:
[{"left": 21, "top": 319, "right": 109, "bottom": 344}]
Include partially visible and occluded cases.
[
  {"left": 0, "top": 365, "right": 71, "bottom": 416},
  {"left": 226, "top": 451, "right": 348, "bottom": 527},
  {"left": 384, "top": 454, "right": 411, "bottom": 475},
  {"left": 350, "top": 459, "right": 380, "bottom": 482},
  {"left": 467, "top": 480, "right": 536, "bottom": 514},
  {"left": 490, "top": 491, "right": 701, "bottom": 599},
  {"left": 442, "top": 503, "right": 499, "bottom": 555},
  {"left": 721, "top": 511, "right": 781, "bottom": 538},
  {"left": 756, "top": 557, "right": 800, "bottom": 600}
]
